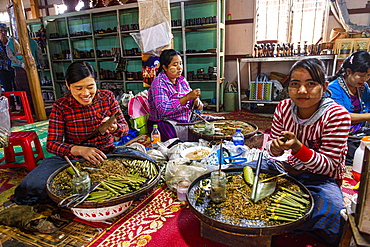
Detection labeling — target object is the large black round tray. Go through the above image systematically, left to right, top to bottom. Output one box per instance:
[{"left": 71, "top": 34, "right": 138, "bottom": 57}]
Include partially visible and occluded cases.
[
  {"left": 189, "top": 119, "right": 258, "bottom": 141},
  {"left": 46, "top": 154, "right": 161, "bottom": 208},
  {"left": 187, "top": 167, "right": 314, "bottom": 236}
]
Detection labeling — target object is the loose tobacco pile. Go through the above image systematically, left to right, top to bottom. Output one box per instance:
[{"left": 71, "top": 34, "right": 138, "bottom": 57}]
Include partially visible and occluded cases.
[
  {"left": 192, "top": 120, "right": 256, "bottom": 137},
  {"left": 51, "top": 158, "right": 158, "bottom": 201},
  {"left": 194, "top": 168, "right": 311, "bottom": 226}
]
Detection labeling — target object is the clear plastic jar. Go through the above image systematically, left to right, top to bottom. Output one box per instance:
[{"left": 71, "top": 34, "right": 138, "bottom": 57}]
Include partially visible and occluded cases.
[
  {"left": 204, "top": 123, "right": 215, "bottom": 135},
  {"left": 210, "top": 171, "right": 227, "bottom": 203},
  {"left": 71, "top": 172, "right": 91, "bottom": 194}
]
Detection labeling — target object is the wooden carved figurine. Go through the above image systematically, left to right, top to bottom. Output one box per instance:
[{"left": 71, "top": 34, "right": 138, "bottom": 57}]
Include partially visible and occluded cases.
[{"left": 254, "top": 44, "right": 258, "bottom": 57}]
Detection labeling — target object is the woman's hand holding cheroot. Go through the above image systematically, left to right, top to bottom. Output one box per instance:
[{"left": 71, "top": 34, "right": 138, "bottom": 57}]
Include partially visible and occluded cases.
[
  {"left": 180, "top": 88, "right": 201, "bottom": 106},
  {"left": 187, "top": 88, "right": 201, "bottom": 101},
  {"left": 194, "top": 98, "right": 203, "bottom": 110},
  {"left": 101, "top": 117, "right": 118, "bottom": 134},
  {"left": 270, "top": 131, "right": 302, "bottom": 156}
]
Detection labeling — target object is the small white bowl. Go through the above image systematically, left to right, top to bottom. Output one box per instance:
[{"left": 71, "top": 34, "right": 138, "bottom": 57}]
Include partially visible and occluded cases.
[
  {"left": 181, "top": 146, "right": 212, "bottom": 161},
  {"left": 71, "top": 201, "right": 133, "bottom": 222}
]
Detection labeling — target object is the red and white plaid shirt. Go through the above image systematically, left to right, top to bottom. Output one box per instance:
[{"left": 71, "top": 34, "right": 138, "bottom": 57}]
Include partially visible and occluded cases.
[{"left": 46, "top": 89, "right": 128, "bottom": 158}]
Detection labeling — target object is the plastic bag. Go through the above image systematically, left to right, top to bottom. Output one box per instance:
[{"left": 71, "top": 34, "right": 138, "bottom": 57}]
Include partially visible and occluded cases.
[
  {"left": 133, "top": 0, "right": 172, "bottom": 56},
  {"left": 140, "top": 22, "right": 173, "bottom": 54},
  {"left": 130, "top": 32, "right": 167, "bottom": 57},
  {"left": 270, "top": 79, "right": 284, "bottom": 100},
  {"left": 116, "top": 91, "right": 134, "bottom": 109},
  {"left": 128, "top": 94, "right": 150, "bottom": 135},
  {"left": 0, "top": 96, "right": 10, "bottom": 148},
  {"left": 114, "top": 129, "right": 139, "bottom": 146},
  {"left": 201, "top": 141, "right": 250, "bottom": 172},
  {"left": 167, "top": 142, "right": 198, "bottom": 160},
  {"left": 146, "top": 149, "right": 167, "bottom": 163},
  {"left": 165, "top": 158, "right": 208, "bottom": 191}
]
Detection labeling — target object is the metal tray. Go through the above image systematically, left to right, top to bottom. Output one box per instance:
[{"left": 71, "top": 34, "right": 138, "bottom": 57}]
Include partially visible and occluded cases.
[
  {"left": 189, "top": 119, "right": 258, "bottom": 141},
  {"left": 46, "top": 154, "right": 161, "bottom": 208},
  {"left": 187, "top": 167, "right": 314, "bottom": 236}
]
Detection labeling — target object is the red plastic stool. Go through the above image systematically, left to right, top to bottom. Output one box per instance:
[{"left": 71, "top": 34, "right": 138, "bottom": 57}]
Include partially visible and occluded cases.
[
  {"left": 2, "top": 91, "right": 34, "bottom": 124},
  {"left": 0, "top": 131, "right": 44, "bottom": 172}
]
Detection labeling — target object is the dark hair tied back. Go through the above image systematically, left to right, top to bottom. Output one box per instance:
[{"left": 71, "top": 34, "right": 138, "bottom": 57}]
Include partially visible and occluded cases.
[
  {"left": 158, "top": 49, "right": 181, "bottom": 73},
  {"left": 328, "top": 51, "right": 370, "bottom": 81},
  {"left": 342, "top": 51, "right": 370, "bottom": 73},
  {"left": 289, "top": 58, "right": 326, "bottom": 86},
  {"left": 65, "top": 61, "right": 96, "bottom": 85}
]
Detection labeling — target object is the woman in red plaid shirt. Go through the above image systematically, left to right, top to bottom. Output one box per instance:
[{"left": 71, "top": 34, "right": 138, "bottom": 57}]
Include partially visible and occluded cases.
[
  {"left": 47, "top": 61, "right": 128, "bottom": 163},
  {"left": 14, "top": 62, "right": 153, "bottom": 205}
]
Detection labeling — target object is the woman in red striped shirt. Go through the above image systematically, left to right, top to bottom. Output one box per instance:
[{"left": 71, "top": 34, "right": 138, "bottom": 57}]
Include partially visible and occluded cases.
[
  {"left": 238, "top": 58, "right": 351, "bottom": 246},
  {"left": 267, "top": 58, "right": 351, "bottom": 246}
]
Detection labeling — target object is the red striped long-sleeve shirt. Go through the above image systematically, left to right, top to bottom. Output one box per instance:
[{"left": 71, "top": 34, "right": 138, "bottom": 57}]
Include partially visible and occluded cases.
[
  {"left": 46, "top": 89, "right": 128, "bottom": 158},
  {"left": 267, "top": 98, "right": 351, "bottom": 179}
]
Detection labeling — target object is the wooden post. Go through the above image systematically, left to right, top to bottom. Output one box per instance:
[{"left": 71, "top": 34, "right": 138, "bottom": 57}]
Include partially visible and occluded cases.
[
  {"left": 11, "top": 0, "right": 47, "bottom": 121},
  {"left": 30, "top": 0, "right": 41, "bottom": 19}
]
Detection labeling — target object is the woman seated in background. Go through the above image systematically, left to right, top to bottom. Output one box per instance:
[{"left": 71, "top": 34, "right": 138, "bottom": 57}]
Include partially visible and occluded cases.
[
  {"left": 148, "top": 49, "right": 204, "bottom": 142},
  {"left": 327, "top": 51, "right": 370, "bottom": 164},
  {"left": 235, "top": 58, "right": 351, "bottom": 246},
  {"left": 14, "top": 61, "right": 152, "bottom": 205}
]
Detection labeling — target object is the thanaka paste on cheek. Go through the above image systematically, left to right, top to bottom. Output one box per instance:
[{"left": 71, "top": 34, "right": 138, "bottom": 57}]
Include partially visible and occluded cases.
[{"left": 168, "top": 66, "right": 177, "bottom": 73}]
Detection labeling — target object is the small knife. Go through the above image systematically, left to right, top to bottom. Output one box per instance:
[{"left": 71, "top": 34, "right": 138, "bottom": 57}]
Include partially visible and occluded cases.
[{"left": 80, "top": 112, "right": 120, "bottom": 145}]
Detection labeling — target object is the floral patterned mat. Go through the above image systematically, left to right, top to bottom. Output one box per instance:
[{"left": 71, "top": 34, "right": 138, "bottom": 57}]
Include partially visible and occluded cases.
[
  {"left": 0, "top": 165, "right": 359, "bottom": 247},
  {"left": 86, "top": 186, "right": 227, "bottom": 247}
]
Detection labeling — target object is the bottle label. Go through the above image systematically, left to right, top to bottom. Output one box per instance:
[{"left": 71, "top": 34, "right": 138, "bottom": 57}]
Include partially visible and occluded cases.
[
  {"left": 151, "top": 134, "right": 161, "bottom": 143},
  {"left": 232, "top": 135, "right": 244, "bottom": 146},
  {"left": 233, "top": 139, "right": 244, "bottom": 146}
]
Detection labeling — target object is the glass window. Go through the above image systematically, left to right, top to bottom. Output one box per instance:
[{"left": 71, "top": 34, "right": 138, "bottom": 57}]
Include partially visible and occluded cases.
[{"left": 255, "top": 0, "right": 328, "bottom": 45}]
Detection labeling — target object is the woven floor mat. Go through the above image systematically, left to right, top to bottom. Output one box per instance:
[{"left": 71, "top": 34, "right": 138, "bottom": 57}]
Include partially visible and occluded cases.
[{"left": 0, "top": 219, "right": 100, "bottom": 247}]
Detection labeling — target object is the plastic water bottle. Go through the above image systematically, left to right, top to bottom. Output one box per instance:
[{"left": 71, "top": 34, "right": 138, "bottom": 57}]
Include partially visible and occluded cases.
[
  {"left": 151, "top": 124, "right": 161, "bottom": 149},
  {"left": 232, "top": 128, "right": 244, "bottom": 146},
  {"left": 352, "top": 136, "right": 370, "bottom": 181}
]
